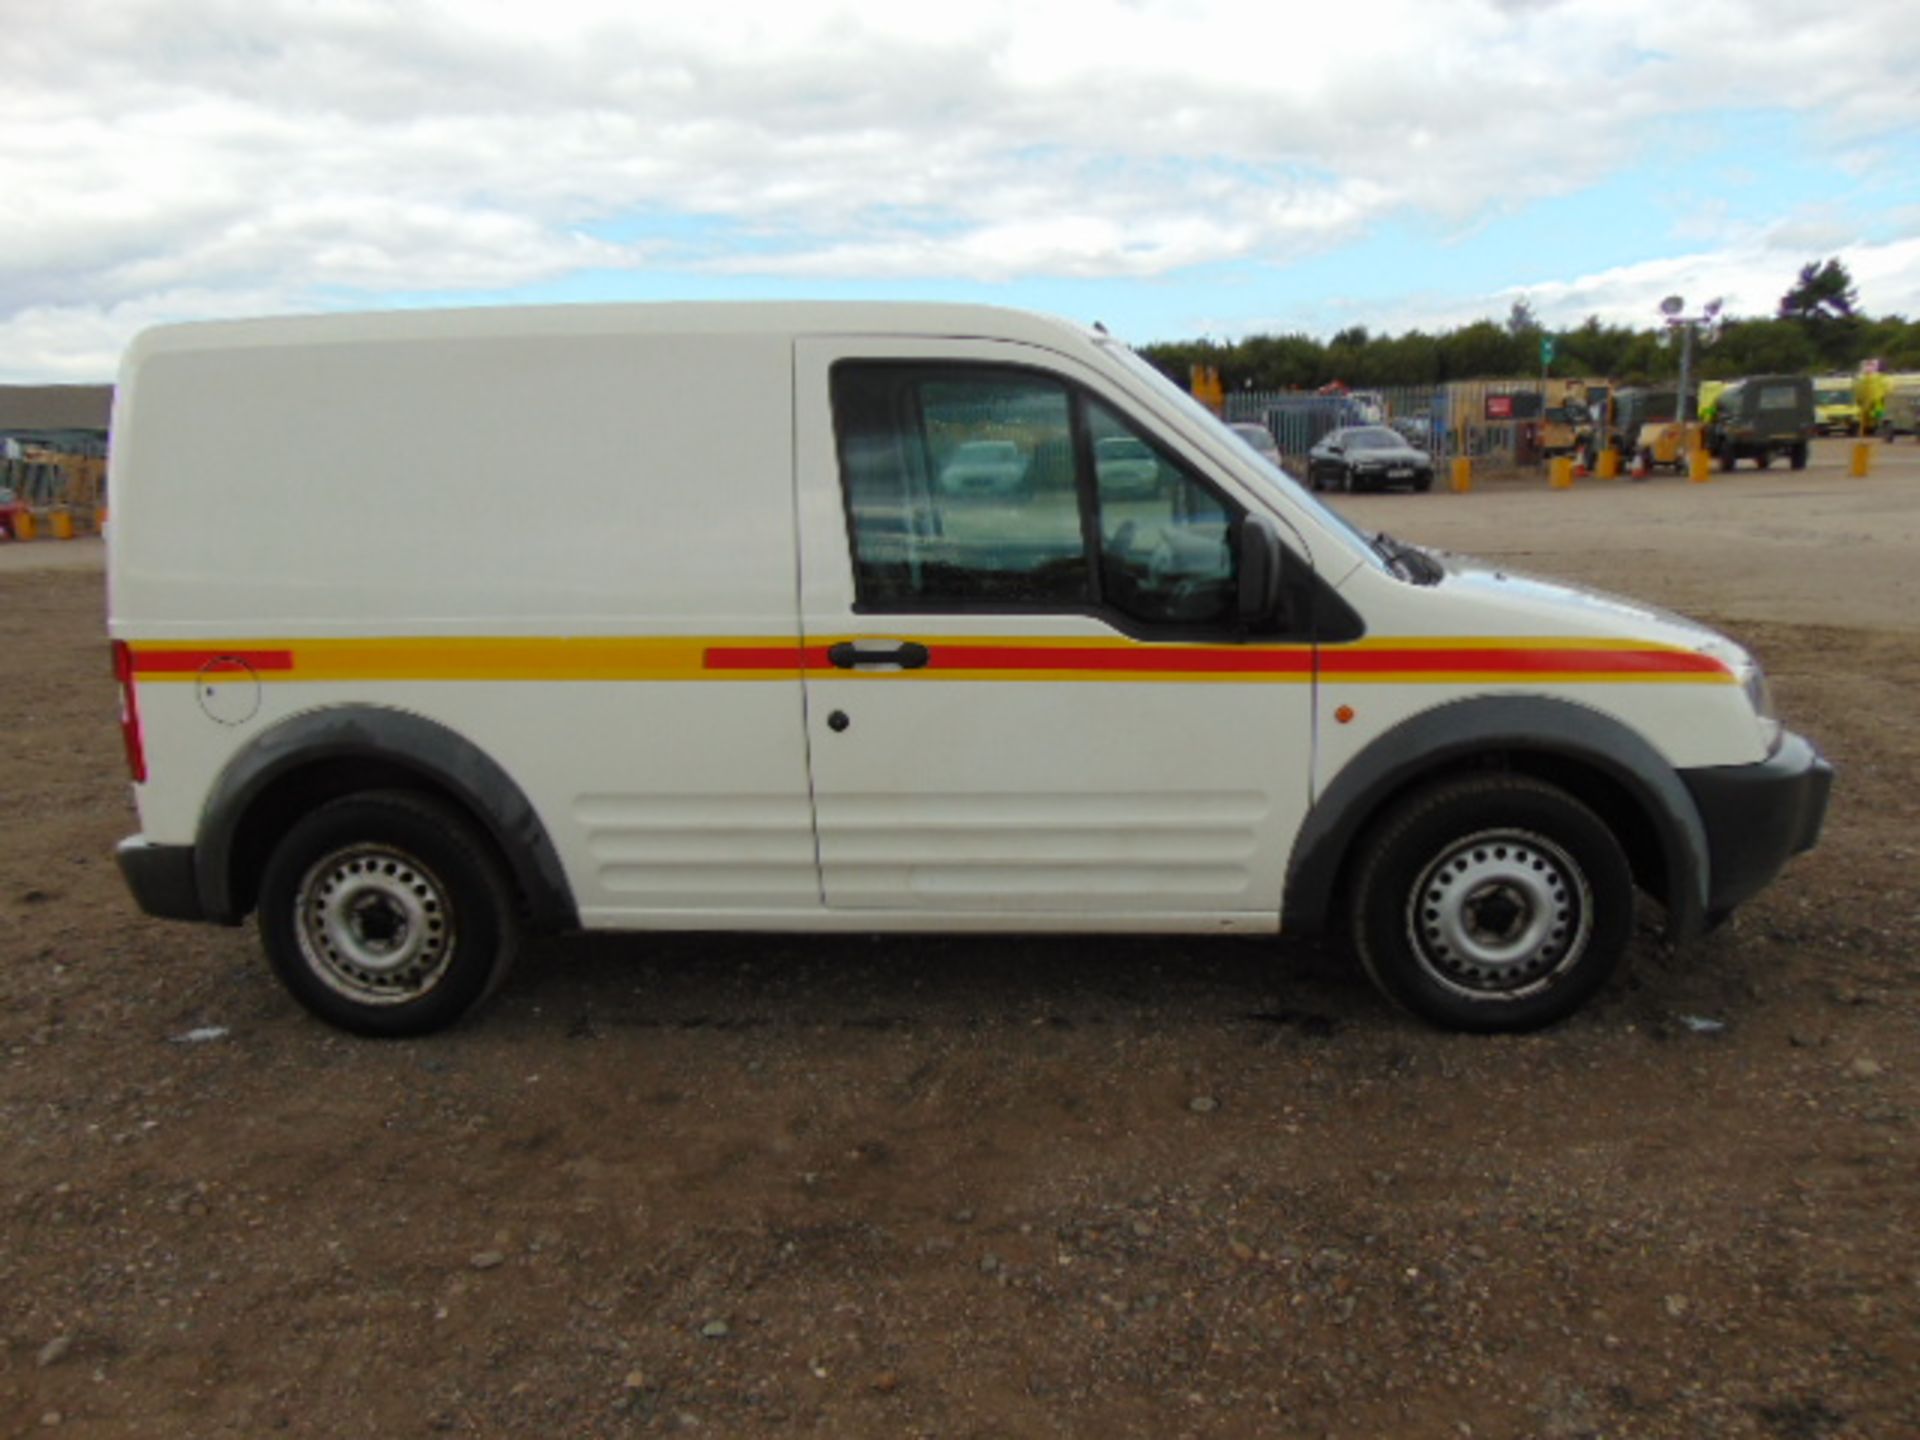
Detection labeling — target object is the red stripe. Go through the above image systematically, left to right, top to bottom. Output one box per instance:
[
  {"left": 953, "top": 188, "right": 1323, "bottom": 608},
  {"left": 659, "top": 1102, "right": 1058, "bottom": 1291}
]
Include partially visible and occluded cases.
[
  {"left": 702, "top": 642, "right": 1725, "bottom": 678},
  {"left": 929, "top": 644, "right": 1312, "bottom": 674},
  {"left": 702, "top": 645, "right": 830, "bottom": 671},
  {"left": 1321, "top": 647, "right": 1728, "bottom": 676},
  {"left": 130, "top": 649, "right": 295, "bottom": 674}
]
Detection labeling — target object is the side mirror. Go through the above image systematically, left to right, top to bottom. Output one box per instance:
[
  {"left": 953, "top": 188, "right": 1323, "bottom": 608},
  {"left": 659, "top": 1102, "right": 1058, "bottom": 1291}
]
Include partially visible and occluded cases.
[{"left": 1239, "top": 512, "right": 1285, "bottom": 624}]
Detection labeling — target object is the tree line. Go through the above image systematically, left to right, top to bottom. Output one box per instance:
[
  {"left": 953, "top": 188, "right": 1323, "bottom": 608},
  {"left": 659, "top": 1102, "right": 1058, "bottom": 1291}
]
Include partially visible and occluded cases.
[{"left": 1140, "top": 259, "right": 1920, "bottom": 391}]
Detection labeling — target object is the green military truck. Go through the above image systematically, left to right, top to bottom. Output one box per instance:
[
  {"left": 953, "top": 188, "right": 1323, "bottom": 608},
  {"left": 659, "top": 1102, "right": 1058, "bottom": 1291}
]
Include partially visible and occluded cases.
[{"left": 1706, "top": 375, "right": 1814, "bottom": 471}]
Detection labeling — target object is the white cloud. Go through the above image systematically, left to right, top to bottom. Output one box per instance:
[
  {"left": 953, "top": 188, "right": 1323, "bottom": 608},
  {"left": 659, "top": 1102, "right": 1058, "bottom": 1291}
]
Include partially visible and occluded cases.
[
  {"left": 4, "top": 0, "right": 1920, "bottom": 377},
  {"left": 1505, "top": 233, "right": 1920, "bottom": 329}
]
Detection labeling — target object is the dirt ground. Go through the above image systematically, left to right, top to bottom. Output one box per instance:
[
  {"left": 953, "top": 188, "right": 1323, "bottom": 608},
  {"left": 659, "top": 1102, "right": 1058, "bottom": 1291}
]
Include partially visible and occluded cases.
[{"left": 3, "top": 437, "right": 1917, "bottom": 1438}]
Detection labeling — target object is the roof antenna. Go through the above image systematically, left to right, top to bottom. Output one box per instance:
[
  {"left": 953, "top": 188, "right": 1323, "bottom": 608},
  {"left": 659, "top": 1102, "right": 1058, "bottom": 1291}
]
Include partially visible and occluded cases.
[{"left": 1092, "top": 320, "right": 1109, "bottom": 335}]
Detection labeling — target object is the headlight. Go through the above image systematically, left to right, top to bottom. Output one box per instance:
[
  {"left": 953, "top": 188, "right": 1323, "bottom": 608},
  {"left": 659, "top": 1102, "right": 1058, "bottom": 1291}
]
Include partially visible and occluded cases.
[
  {"left": 1701, "top": 638, "right": 1781, "bottom": 754},
  {"left": 1734, "top": 656, "right": 1781, "bottom": 754},
  {"left": 1741, "top": 662, "right": 1776, "bottom": 725}
]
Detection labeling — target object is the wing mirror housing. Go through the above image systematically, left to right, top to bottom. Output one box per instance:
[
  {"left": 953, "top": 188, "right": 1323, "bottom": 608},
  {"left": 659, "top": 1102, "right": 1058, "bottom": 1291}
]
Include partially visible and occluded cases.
[{"left": 1239, "top": 512, "right": 1285, "bottom": 624}]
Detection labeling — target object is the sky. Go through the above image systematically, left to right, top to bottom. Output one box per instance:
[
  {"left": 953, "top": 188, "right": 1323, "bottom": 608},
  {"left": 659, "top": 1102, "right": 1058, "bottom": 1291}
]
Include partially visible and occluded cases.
[{"left": 5, "top": 0, "right": 1920, "bottom": 382}]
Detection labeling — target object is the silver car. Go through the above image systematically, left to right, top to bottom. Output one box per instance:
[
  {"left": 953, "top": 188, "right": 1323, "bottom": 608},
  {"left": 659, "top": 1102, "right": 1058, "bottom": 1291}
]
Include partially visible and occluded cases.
[{"left": 937, "top": 439, "right": 1032, "bottom": 498}]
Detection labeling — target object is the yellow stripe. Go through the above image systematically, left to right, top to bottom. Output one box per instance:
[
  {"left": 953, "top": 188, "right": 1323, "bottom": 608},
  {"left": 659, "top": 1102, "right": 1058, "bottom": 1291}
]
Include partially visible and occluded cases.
[{"left": 135, "top": 636, "right": 730, "bottom": 682}]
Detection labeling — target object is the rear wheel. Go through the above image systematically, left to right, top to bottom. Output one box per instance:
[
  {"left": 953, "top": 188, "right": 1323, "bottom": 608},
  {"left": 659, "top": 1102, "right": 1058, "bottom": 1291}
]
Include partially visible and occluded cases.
[
  {"left": 1790, "top": 442, "right": 1808, "bottom": 470},
  {"left": 1757, "top": 450, "right": 1772, "bottom": 470},
  {"left": 1348, "top": 776, "right": 1634, "bottom": 1032},
  {"left": 258, "top": 790, "right": 520, "bottom": 1036}
]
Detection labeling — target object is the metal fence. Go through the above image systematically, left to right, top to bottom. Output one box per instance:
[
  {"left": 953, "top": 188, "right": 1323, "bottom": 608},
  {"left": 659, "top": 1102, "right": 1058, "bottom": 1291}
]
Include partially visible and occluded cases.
[
  {"left": 1225, "top": 380, "right": 1591, "bottom": 469},
  {"left": 2, "top": 452, "right": 106, "bottom": 510}
]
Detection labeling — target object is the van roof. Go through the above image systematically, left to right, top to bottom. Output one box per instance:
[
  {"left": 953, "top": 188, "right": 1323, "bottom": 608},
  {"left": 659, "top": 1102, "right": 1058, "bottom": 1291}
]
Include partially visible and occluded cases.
[{"left": 124, "top": 301, "right": 1106, "bottom": 364}]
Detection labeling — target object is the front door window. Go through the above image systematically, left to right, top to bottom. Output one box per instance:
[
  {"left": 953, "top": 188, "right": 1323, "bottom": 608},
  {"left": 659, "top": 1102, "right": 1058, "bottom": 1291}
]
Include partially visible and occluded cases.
[{"left": 831, "top": 362, "right": 1246, "bottom": 634}]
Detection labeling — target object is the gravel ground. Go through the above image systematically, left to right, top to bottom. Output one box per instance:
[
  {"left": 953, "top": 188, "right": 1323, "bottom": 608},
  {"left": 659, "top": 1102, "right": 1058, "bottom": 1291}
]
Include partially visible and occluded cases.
[{"left": 2, "top": 439, "right": 1916, "bottom": 1438}]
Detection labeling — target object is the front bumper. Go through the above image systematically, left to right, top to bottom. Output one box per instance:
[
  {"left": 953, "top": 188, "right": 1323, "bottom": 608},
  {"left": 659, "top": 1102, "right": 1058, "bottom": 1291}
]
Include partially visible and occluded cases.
[
  {"left": 1681, "top": 732, "right": 1833, "bottom": 916},
  {"left": 116, "top": 837, "right": 206, "bottom": 922}
]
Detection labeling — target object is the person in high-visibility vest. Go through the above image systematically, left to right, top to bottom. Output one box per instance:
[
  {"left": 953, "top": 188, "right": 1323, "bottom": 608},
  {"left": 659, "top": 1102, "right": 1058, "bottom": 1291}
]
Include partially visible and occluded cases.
[{"left": 1855, "top": 372, "right": 1890, "bottom": 437}]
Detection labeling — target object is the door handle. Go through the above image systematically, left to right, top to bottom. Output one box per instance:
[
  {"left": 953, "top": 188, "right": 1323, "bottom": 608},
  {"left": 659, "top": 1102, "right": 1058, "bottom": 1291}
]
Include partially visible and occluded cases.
[{"left": 827, "top": 639, "right": 930, "bottom": 671}]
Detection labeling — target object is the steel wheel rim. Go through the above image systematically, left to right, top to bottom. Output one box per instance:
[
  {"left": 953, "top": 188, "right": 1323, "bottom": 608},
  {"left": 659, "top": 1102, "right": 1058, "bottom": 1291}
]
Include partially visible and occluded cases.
[
  {"left": 1406, "top": 827, "right": 1592, "bottom": 1000},
  {"left": 294, "top": 843, "right": 456, "bottom": 1005}
]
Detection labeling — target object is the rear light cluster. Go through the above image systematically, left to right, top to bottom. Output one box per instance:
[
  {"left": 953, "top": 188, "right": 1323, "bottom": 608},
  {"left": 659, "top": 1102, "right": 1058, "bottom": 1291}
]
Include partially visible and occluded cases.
[{"left": 112, "top": 640, "right": 147, "bottom": 783}]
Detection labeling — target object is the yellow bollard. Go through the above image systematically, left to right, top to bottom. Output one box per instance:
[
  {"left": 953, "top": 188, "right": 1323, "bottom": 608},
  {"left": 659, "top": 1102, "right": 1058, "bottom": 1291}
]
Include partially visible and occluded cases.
[
  {"left": 1850, "top": 441, "right": 1873, "bottom": 478},
  {"left": 1597, "top": 449, "right": 1619, "bottom": 480},
  {"left": 1689, "top": 450, "right": 1712, "bottom": 484},
  {"left": 1450, "top": 456, "right": 1472, "bottom": 493},
  {"left": 1549, "top": 456, "right": 1573, "bottom": 489},
  {"left": 50, "top": 508, "right": 75, "bottom": 539},
  {"left": 15, "top": 509, "right": 36, "bottom": 541}
]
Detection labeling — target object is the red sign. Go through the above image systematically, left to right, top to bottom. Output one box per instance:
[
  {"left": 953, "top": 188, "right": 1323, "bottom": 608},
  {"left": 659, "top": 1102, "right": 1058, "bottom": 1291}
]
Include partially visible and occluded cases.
[{"left": 1485, "top": 395, "right": 1514, "bottom": 419}]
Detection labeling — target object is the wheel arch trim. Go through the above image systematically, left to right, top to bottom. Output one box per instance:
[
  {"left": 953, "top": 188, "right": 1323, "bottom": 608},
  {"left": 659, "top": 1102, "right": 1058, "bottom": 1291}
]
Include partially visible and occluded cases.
[
  {"left": 1284, "top": 695, "right": 1709, "bottom": 940},
  {"left": 194, "top": 705, "right": 578, "bottom": 931}
]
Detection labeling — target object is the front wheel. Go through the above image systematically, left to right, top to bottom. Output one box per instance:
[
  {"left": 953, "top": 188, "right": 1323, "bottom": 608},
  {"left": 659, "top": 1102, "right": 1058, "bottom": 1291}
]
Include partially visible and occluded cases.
[
  {"left": 1790, "top": 442, "right": 1808, "bottom": 470},
  {"left": 1348, "top": 776, "right": 1634, "bottom": 1032},
  {"left": 258, "top": 790, "right": 521, "bottom": 1036}
]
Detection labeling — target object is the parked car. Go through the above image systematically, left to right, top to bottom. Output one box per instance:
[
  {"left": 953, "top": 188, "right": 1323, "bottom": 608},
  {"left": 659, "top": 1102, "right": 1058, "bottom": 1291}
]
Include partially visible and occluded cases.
[
  {"left": 1706, "top": 376, "right": 1814, "bottom": 471},
  {"left": 1225, "top": 421, "right": 1282, "bottom": 467},
  {"left": 1307, "top": 426, "right": 1434, "bottom": 493},
  {"left": 1093, "top": 434, "right": 1163, "bottom": 496},
  {"left": 937, "top": 439, "right": 1031, "bottom": 497}
]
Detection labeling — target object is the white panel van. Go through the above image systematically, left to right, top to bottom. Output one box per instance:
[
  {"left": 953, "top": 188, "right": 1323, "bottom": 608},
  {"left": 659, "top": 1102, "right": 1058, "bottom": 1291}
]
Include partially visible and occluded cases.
[{"left": 108, "top": 304, "right": 1831, "bottom": 1034}]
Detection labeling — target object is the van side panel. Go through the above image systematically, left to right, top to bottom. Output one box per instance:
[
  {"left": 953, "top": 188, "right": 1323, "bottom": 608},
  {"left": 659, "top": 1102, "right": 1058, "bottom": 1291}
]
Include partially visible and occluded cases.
[
  {"left": 113, "top": 329, "right": 822, "bottom": 917},
  {"left": 112, "top": 332, "right": 795, "bottom": 628}
]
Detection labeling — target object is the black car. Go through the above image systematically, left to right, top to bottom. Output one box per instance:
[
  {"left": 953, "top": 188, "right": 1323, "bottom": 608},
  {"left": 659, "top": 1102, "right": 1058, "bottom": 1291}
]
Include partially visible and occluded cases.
[{"left": 1306, "top": 426, "right": 1434, "bottom": 493}]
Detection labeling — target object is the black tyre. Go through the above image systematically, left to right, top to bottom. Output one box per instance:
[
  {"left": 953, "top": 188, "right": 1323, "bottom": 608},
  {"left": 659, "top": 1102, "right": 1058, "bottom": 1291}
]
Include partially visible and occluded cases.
[
  {"left": 1789, "top": 442, "right": 1808, "bottom": 471},
  {"left": 1718, "top": 446, "right": 1735, "bottom": 472},
  {"left": 1756, "top": 450, "right": 1772, "bottom": 470},
  {"left": 1413, "top": 475, "right": 1433, "bottom": 493},
  {"left": 1348, "top": 776, "right": 1634, "bottom": 1032},
  {"left": 257, "top": 790, "right": 520, "bottom": 1036}
]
